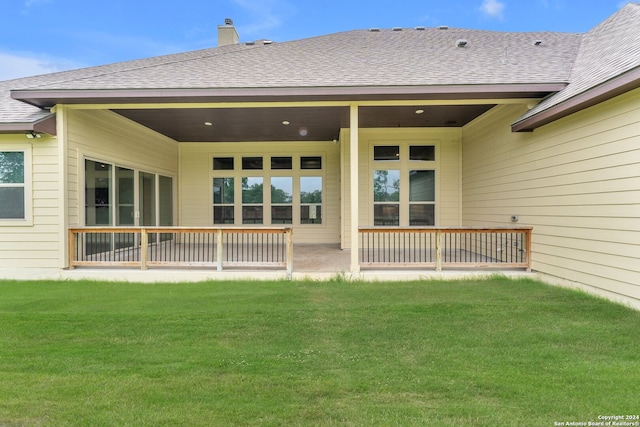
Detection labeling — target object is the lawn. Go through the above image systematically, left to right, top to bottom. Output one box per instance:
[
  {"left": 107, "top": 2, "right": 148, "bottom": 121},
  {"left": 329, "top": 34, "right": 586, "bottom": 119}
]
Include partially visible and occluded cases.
[{"left": 0, "top": 277, "right": 638, "bottom": 426}]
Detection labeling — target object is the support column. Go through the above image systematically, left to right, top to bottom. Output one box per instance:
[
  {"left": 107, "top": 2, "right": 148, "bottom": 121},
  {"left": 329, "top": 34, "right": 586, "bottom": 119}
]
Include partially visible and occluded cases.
[{"left": 349, "top": 104, "right": 360, "bottom": 274}]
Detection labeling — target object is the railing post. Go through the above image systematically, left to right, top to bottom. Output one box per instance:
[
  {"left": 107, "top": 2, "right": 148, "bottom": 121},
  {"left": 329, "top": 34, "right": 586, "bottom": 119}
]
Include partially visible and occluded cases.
[
  {"left": 140, "top": 228, "right": 148, "bottom": 270},
  {"left": 216, "top": 228, "right": 223, "bottom": 271},
  {"left": 285, "top": 228, "right": 293, "bottom": 279},
  {"left": 525, "top": 228, "right": 532, "bottom": 272},
  {"left": 68, "top": 229, "right": 76, "bottom": 270},
  {"left": 435, "top": 230, "right": 443, "bottom": 272}
]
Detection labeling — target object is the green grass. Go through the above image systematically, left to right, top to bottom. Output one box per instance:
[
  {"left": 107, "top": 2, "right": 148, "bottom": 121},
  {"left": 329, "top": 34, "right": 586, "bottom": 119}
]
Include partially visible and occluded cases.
[{"left": 0, "top": 277, "right": 639, "bottom": 426}]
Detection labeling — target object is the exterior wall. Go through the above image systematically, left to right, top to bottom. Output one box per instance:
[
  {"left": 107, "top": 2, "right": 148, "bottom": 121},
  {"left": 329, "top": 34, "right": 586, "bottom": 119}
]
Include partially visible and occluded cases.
[
  {"left": 462, "top": 88, "right": 640, "bottom": 305},
  {"left": 65, "top": 109, "right": 179, "bottom": 230},
  {"left": 341, "top": 127, "right": 463, "bottom": 248},
  {"left": 0, "top": 133, "right": 60, "bottom": 268},
  {"left": 179, "top": 141, "right": 341, "bottom": 244}
]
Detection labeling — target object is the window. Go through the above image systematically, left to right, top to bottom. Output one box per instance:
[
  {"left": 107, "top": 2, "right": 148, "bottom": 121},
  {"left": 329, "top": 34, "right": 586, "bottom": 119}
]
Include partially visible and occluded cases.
[
  {"left": 372, "top": 144, "right": 436, "bottom": 226},
  {"left": 374, "top": 146, "right": 400, "bottom": 161},
  {"left": 410, "top": 146, "right": 435, "bottom": 161},
  {"left": 0, "top": 151, "right": 26, "bottom": 220},
  {"left": 211, "top": 155, "right": 324, "bottom": 226},
  {"left": 301, "top": 156, "right": 322, "bottom": 169},
  {"left": 213, "top": 157, "right": 234, "bottom": 170},
  {"left": 242, "top": 157, "right": 263, "bottom": 170},
  {"left": 271, "top": 157, "right": 292, "bottom": 170},
  {"left": 373, "top": 170, "right": 400, "bottom": 226},
  {"left": 409, "top": 170, "right": 435, "bottom": 225},
  {"left": 300, "top": 176, "right": 322, "bottom": 224},
  {"left": 242, "top": 177, "right": 263, "bottom": 224},
  {"left": 271, "top": 177, "right": 293, "bottom": 224},
  {"left": 213, "top": 178, "right": 234, "bottom": 224}
]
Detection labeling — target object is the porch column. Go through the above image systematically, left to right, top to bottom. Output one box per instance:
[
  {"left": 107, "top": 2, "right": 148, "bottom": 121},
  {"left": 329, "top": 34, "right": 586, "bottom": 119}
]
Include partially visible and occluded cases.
[
  {"left": 349, "top": 104, "right": 360, "bottom": 274},
  {"left": 55, "top": 105, "right": 70, "bottom": 269}
]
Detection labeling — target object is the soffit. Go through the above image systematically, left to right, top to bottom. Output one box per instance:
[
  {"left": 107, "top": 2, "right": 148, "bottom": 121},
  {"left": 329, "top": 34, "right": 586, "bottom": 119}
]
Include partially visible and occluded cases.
[{"left": 113, "top": 104, "right": 495, "bottom": 142}]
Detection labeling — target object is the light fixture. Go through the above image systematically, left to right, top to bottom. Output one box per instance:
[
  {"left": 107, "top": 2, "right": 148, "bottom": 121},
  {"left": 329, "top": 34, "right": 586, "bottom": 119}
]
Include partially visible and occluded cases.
[
  {"left": 415, "top": 109, "right": 425, "bottom": 114},
  {"left": 282, "top": 120, "right": 290, "bottom": 125},
  {"left": 204, "top": 121, "right": 213, "bottom": 126},
  {"left": 298, "top": 127, "right": 308, "bottom": 137},
  {"left": 25, "top": 131, "right": 41, "bottom": 139}
]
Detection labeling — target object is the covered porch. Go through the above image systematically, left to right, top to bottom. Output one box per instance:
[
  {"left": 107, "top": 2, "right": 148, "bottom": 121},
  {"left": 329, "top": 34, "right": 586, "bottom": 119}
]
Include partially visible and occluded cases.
[{"left": 68, "top": 226, "right": 533, "bottom": 279}]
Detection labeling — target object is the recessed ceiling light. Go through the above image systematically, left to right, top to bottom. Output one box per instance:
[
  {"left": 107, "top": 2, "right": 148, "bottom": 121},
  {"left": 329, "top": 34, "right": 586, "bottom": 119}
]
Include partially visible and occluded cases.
[
  {"left": 415, "top": 109, "right": 425, "bottom": 114},
  {"left": 282, "top": 120, "right": 290, "bottom": 125},
  {"left": 204, "top": 121, "right": 213, "bottom": 126},
  {"left": 298, "top": 127, "right": 308, "bottom": 136}
]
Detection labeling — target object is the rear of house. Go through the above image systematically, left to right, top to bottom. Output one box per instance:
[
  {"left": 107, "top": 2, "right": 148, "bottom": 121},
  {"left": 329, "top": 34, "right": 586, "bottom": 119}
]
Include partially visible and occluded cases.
[{"left": 1, "top": 4, "right": 639, "bottom": 307}]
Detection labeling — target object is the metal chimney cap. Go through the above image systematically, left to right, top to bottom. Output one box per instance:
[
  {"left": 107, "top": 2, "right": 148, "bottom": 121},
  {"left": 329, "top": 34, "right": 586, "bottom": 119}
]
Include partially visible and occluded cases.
[{"left": 224, "top": 18, "right": 234, "bottom": 26}]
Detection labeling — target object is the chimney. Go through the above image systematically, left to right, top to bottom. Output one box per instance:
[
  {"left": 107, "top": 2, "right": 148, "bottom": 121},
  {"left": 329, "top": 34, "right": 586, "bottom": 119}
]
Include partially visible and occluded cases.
[{"left": 218, "top": 18, "right": 239, "bottom": 47}]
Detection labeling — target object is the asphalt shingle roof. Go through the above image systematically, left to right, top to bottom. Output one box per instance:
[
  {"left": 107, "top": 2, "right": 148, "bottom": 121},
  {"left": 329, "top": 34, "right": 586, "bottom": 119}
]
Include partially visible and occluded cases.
[
  {"left": 516, "top": 2, "right": 640, "bottom": 125},
  {"left": 2, "top": 3, "right": 639, "bottom": 128},
  {"left": 10, "top": 28, "right": 581, "bottom": 91}
]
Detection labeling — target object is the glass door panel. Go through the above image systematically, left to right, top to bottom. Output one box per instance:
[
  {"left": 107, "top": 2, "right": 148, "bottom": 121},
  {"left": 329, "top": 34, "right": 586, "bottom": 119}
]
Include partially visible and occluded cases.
[{"left": 139, "top": 172, "right": 157, "bottom": 243}]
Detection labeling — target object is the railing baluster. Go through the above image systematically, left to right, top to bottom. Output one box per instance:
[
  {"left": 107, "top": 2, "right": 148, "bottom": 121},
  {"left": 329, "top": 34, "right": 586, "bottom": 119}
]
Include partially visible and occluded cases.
[{"left": 356, "top": 226, "right": 532, "bottom": 271}]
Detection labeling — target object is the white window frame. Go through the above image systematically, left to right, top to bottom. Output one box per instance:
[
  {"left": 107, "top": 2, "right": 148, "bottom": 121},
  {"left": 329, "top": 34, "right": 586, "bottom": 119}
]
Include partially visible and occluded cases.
[
  {"left": 369, "top": 141, "right": 438, "bottom": 226},
  {"left": 0, "top": 145, "right": 33, "bottom": 226},
  {"left": 211, "top": 154, "right": 326, "bottom": 226},
  {"left": 82, "top": 156, "right": 175, "bottom": 227}
]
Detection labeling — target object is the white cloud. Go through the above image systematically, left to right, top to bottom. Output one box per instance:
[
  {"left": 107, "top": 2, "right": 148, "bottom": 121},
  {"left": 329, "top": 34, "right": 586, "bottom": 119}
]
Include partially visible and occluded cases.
[
  {"left": 24, "top": 0, "right": 51, "bottom": 8},
  {"left": 231, "top": 0, "right": 292, "bottom": 38},
  {"left": 480, "top": 0, "right": 506, "bottom": 18},
  {"left": 0, "top": 51, "right": 77, "bottom": 81}
]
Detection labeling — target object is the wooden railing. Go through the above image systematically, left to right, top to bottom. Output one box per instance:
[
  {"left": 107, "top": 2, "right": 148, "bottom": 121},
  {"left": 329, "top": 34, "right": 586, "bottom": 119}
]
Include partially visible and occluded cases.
[
  {"left": 359, "top": 226, "right": 532, "bottom": 271},
  {"left": 68, "top": 227, "right": 293, "bottom": 278}
]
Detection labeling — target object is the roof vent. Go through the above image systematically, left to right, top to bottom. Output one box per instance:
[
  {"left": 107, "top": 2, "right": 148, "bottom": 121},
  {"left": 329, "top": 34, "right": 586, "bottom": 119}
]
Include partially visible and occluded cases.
[
  {"left": 438, "top": 25, "right": 449, "bottom": 30},
  {"left": 415, "top": 26, "right": 426, "bottom": 30},
  {"left": 369, "top": 27, "right": 380, "bottom": 32},
  {"left": 393, "top": 27, "right": 403, "bottom": 31},
  {"left": 456, "top": 39, "right": 468, "bottom": 48},
  {"left": 263, "top": 40, "right": 273, "bottom": 45},
  {"left": 534, "top": 40, "right": 543, "bottom": 46},
  {"left": 245, "top": 41, "right": 255, "bottom": 45}
]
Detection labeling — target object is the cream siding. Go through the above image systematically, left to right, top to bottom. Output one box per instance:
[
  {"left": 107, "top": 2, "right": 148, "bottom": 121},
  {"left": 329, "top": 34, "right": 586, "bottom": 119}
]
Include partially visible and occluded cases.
[
  {"left": 462, "top": 88, "right": 640, "bottom": 303},
  {"left": 65, "top": 109, "right": 179, "bottom": 229},
  {"left": 341, "top": 127, "right": 463, "bottom": 248},
  {"left": 0, "top": 134, "right": 60, "bottom": 268},
  {"left": 179, "top": 141, "right": 341, "bottom": 244}
]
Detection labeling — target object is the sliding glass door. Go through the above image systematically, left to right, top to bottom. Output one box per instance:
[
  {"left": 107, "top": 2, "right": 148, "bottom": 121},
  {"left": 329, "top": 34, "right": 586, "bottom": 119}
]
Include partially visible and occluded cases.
[{"left": 85, "top": 159, "right": 173, "bottom": 229}]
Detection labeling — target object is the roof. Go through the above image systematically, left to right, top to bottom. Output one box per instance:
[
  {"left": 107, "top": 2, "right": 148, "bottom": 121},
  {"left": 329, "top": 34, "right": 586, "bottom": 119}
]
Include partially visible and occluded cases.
[
  {"left": 2, "top": 3, "right": 639, "bottom": 134},
  {"left": 513, "top": 3, "right": 640, "bottom": 130}
]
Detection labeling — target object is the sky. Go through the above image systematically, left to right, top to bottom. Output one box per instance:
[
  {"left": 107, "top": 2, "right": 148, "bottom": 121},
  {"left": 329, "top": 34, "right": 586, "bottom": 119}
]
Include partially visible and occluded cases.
[{"left": 0, "top": 0, "right": 633, "bottom": 81}]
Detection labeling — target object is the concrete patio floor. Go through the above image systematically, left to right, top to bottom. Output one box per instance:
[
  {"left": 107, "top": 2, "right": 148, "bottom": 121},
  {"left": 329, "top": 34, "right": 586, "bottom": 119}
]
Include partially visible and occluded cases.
[{"left": 0, "top": 244, "right": 535, "bottom": 283}]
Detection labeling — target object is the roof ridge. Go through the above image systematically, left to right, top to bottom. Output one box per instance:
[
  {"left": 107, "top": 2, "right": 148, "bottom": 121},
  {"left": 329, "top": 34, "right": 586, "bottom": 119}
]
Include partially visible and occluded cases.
[{"left": 14, "top": 43, "right": 260, "bottom": 90}]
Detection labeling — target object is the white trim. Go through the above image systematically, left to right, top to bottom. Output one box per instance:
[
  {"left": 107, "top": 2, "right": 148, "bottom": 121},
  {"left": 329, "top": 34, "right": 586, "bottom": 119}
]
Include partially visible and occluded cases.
[
  {"left": 367, "top": 140, "right": 439, "bottom": 226},
  {"left": 0, "top": 144, "right": 33, "bottom": 226},
  {"left": 210, "top": 153, "right": 327, "bottom": 227}
]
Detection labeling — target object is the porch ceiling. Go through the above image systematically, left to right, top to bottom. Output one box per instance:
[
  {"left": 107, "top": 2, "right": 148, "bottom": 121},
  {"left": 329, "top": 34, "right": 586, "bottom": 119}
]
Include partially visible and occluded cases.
[{"left": 112, "top": 104, "right": 496, "bottom": 142}]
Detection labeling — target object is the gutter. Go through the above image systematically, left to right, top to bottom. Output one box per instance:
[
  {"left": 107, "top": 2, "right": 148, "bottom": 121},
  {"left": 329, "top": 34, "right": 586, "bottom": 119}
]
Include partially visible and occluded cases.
[
  {"left": 512, "top": 67, "right": 640, "bottom": 132},
  {"left": 11, "top": 84, "right": 567, "bottom": 109},
  {"left": 0, "top": 114, "right": 57, "bottom": 135}
]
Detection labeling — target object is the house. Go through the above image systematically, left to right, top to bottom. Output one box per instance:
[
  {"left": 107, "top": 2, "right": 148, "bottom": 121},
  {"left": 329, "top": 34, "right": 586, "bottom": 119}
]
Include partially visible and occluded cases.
[{"left": 0, "top": 5, "right": 639, "bottom": 306}]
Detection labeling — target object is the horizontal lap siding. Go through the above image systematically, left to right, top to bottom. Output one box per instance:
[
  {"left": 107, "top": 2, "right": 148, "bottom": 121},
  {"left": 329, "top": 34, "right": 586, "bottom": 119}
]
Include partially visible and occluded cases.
[
  {"left": 462, "top": 89, "right": 640, "bottom": 303},
  {"left": 66, "top": 109, "right": 179, "bottom": 228},
  {"left": 0, "top": 135, "right": 60, "bottom": 268},
  {"left": 180, "top": 141, "right": 341, "bottom": 244}
]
